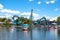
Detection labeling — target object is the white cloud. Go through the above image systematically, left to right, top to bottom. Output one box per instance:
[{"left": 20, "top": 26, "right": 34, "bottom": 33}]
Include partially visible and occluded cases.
[
  {"left": 29, "top": 0, "right": 33, "bottom": 2},
  {"left": 45, "top": 0, "right": 56, "bottom": 4},
  {"left": 50, "top": 0, "right": 55, "bottom": 4},
  {"left": 38, "top": 1, "right": 41, "bottom": 4},
  {"left": 45, "top": 1, "right": 50, "bottom": 4},
  {"left": 0, "top": 3, "right": 20, "bottom": 14},
  {"left": 0, "top": 3, "right": 21, "bottom": 18},
  {"left": 0, "top": 4, "right": 3, "bottom": 9},
  {"left": 54, "top": 8, "right": 59, "bottom": 11},
  {"left": 0, "top": 9, "right": 20, "bottom": 14},
  {"left": 0, "top": 12, "right": 40, "bottom": 20},
  {"left": 21, "top": 12, "right": 40, "bottom": 20},
  {"left": 0, "top": 14, "right": 12, "bottom": 18},
  {"left": 5, "top": 14, "right": 12, "bottom": 18},
  {"left": 42, "top": 15, "right": 58, "bottom": 21},
  {"left": 43, "top": 15, "right": 51, "bottom": 19},
  {"left": 49, "top": 15, "right": 60, "bottom": 21},
  {"left": 0, "top": 16, "right": 5, "bottom": 18},
  {"left": 50, "top": 17, "right": 57, "bottom": 21}
]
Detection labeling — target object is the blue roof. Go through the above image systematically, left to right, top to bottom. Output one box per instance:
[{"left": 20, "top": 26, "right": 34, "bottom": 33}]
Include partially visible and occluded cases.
[{"left": 21, "top": 24, "right": 29, "bottom": 28}]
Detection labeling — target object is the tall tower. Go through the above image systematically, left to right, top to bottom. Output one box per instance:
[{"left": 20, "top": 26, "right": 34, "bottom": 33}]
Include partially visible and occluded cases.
[{"left": 30, "top": 9, "right": 33, "bottom": 20}]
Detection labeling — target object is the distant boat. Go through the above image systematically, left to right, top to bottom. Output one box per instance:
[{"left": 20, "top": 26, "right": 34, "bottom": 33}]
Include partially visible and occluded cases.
[
  {"left": 51, "top": 23, "right": 58, "bottom": 29},
  {"left": 52, "top": 23, "right": 57, "bottom": 25},
  {"left": 21, "top": 24, "right": 29, "bottom": 31}
]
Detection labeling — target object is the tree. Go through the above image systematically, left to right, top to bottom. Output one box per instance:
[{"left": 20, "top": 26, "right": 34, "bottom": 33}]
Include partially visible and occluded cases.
[
  {"left": 57, "top": 16, "right": 60, "bottom": 22},
  {"left": 0, "top": 18, "right": 2, "bottom": 22},
  {"left": 2, "top": 18, "right": 7, "bottom": 22},
  {"left": 4, "top": 19, "right": 12, "bottom": 27}
]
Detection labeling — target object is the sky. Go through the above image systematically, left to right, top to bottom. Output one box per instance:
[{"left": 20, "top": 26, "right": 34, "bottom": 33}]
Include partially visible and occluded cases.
[{"left": 0, "top": 0, "right": 60, "bottom": 21}]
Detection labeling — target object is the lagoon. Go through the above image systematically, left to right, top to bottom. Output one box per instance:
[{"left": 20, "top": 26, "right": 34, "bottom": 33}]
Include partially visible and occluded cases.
[{"left": 0, "top": 26, "right": 60, "bottom": 40}]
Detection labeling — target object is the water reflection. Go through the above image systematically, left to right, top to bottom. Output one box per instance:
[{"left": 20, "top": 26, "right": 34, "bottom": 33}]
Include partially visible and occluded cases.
[
  {"left": 0, "top": 27, "right": 60, "bottom": 40},
  {"left": 58, "top": 29, "right": 60, "bottom": 40}
]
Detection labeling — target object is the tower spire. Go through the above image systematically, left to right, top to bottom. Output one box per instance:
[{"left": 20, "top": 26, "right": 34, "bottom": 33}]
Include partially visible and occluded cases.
[{"left": 30, "top": 9, "right": 33, "bottom": 20}]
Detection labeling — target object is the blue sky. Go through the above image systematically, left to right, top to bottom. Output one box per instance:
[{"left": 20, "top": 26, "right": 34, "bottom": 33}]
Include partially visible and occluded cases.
[{"left": 0, "top": 0, "right": 60, "bottom": 21}]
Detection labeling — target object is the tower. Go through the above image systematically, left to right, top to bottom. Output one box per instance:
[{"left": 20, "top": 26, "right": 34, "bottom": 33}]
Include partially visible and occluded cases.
[{"left": 30, "top": 9, "right": 33, "bottom": 20}]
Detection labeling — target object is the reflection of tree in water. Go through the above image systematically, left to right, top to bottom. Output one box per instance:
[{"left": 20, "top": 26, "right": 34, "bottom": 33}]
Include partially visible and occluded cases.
[
  {"left": 5, "top": 27, "right": 11, "bottom": 32},
  {"left": 16, "top": 27, "right": 22, "bottom": 32},
  {"left": 58, "top": 29, "right": 60, "bottom": 40},
  {"left": 30, "top": 30, "right": 33, "bottom": 40},
  {"left": 58, "top": 30, "right": 60, "bottom": 35}
]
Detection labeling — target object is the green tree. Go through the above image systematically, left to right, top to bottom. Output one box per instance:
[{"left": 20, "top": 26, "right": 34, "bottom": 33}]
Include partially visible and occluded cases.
[
  {"left": 57, "top": 16, "right": 60, "bottom": 22},
  {"left": 0, "top": 18, "right": 4, "bottom": 22},
  {"left": 2, "top": 18, "right": 7, "bottom": 22},
  {"left": 4, "top": 19, "right": 12, "bottom": 27}
]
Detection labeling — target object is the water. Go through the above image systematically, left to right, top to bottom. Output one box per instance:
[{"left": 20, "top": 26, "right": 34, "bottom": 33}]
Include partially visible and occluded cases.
[{"left": 0, "top": 26, "right": 60, "bottom": 40}]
